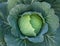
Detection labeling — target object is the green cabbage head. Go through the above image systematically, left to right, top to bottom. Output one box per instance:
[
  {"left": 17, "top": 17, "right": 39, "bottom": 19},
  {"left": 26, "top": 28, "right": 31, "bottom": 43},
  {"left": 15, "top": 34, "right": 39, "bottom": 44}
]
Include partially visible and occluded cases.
[{"left": 18, "top": 12, "right": 45, "bottom": 36}]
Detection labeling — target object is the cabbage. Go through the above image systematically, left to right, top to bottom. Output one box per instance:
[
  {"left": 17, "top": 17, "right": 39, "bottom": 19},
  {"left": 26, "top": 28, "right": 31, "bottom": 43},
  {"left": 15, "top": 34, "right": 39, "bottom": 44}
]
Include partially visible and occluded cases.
[{"left": 0, "top": 0, "right": 59, "bottom": 46}]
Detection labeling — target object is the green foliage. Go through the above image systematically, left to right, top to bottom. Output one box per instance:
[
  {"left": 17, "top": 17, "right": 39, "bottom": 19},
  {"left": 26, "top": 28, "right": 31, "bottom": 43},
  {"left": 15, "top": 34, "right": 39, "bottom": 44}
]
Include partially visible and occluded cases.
[
  {"left": 0, "top": 0, "right": 60, "bottom": 46},
  {"left": 0, "top": 0, "right": 7, "bottom": 3},
  {"left": 8, "top": 0, "right": 20, "bottom": 10},
  {"left": 8, "top": 0, "right": 38, "bottom": 10},
  {"left": 0, "top": 12, "right": 8, "bottom": 46},
  {"left": 46, "top": 13, "right": 59, "bottom": 31}
]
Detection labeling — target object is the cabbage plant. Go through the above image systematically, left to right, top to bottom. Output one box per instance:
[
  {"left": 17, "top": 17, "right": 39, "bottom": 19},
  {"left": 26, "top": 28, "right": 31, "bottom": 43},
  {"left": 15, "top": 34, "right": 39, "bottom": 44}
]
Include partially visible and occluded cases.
[{"left": 0, "top": 0, "right": 60, "bottom": 46}]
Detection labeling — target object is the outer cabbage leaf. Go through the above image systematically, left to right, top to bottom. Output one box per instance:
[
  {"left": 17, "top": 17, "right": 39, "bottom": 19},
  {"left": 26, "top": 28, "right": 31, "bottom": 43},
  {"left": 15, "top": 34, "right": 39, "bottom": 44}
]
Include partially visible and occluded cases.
[
  {"left": 0, "top": 0, "right": 7, "bottom": 3},
  {"left": 8, "top": 0, "right": 21, "bottom": 10},
  {"left": 8, "top": 0, "right": 38, "bottom": 10},
  {"left": 41, "top": 0, "right": 60, "bottom": 21},
  {"left": 52, "top": 0, "right": 60, "bottom": 21},
  {"left": 0, "top": 2, "right": 7, "bottom": 20},
  {"left": 0, "top": 11, "right": 7, "bottom": 46},
  {"left": 46, "top": 13, "right": 59, "bottom": 31},
  {"left": 0, "top": 22, "right": 6, "bottom": 46},
  {"left": 55, "top": 25, "right": 60, "bottom": 46},
  {"left": 4, "top": 33, "right": 25, "bottom": 46},
  {"left": 5, "top": 33, "right": 44, "bottom": 46}
]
